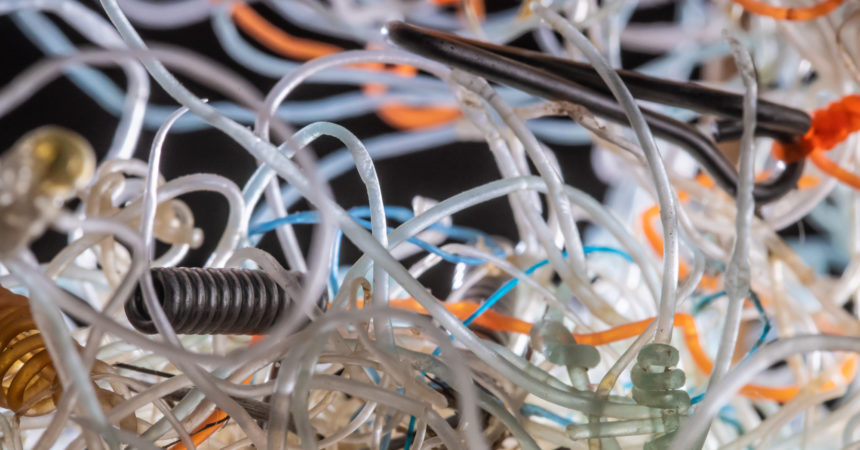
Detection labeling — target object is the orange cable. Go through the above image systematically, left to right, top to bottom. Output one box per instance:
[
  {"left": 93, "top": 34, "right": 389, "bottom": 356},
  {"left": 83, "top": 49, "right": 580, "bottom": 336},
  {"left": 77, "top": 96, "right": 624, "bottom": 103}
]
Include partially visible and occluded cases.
[
  {"left": 429, "top": 0, "right": 486, "bottom": 19},
  {"left": 729, "top": 0, "right": 845, "bottom": 21},
  {"left": 229, "top": 2, "right": 461, "bottom": 130},
  {"left": 230, "top": 2, "right": 342, "bottom": 60},
  {"left": 360, "top": 60, "right": 462, "bottom": 129},
  {"left": 770, "top": 95, "right": 860, "bottom": 191},
  {"left": 375, "top": 104, "right": 462, "bottom": 129},
  {"left": 810, "top": 149, "right": 860, "bottom": 191},
  {"left": 640, "top": 172, "right": 818, "bottom": 290},
  {"left": 641, "top": 204, "right": 720, "bottom": 290},
  {"left": 386, "top": 298, "right": 856, "bottom": 402},
  {"left": 170, "top": 351, "right": 259, "bottom": 449},
  {"left": 170, "top": 409, "right": 228, "bottom": 450}
]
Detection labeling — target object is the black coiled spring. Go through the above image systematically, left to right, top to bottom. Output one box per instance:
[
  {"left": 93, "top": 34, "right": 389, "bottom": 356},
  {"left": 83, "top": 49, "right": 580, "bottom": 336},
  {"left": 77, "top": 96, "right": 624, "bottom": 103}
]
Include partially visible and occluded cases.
[{"left": 126, "top": 267, "right": 310, "bottom": 335}]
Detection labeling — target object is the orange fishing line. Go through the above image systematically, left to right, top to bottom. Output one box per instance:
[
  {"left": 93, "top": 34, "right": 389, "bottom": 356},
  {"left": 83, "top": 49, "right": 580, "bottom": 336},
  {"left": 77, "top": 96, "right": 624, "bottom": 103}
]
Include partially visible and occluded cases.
[
  {"left": 729, "top": 0, "right": 845, "bottom": 21},
  {"left": 384, "top": 298, "right": 856, "bottom": 402}
]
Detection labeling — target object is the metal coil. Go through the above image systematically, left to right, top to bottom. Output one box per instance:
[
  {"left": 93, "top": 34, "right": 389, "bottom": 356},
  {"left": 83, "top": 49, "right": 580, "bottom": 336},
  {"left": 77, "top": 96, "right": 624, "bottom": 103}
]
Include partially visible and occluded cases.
[
  {"left": 126, "top": 267, "right": 311, "bottom": 335},
  {"left": 0, "top": 286, "right": 133, "bottom": 428},
  {"left": 0, "top": 288, "right": 59, "bottom": 416}
]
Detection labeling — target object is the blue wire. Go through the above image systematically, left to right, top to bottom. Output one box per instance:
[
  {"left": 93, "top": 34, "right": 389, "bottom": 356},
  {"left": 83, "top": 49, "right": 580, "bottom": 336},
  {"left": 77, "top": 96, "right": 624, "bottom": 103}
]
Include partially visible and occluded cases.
[
  {"left": 343, "top": 206, "right": 505, "bottom": 257},
  {"left": 252, "top": 207, "right": 505, "bottom": 294},
  {"left": 250, "top": 210, "right": 485, "bottom": 265},
  {"left": 329, "top": 229, "right": 343, "bottom": 296},
  {"left": 429, "top": 246, "right": 633, "bottom": 357},
  {"left": 461, "top": 247, "right": 634, "bottom": 327},
  {"left": 690, "top": 290, "right": 772, "bottom": 405},
  {"left": 692, "top": 290, "right": 771, "bottom": 360},
  {"left": 693, "top": 290, "right": 727, "bottom": 314},
  {"left": 743, "top": 290, "right": 771, "bottom": 361},
  {"left": 519, "top": 403, "right": 576, "bottom": 427},
  {"left": 717, "top": 406, "right": 744, "bottom": 435},
  {"left": 403, "top": 416, "right": 417, "bottom": 450}
]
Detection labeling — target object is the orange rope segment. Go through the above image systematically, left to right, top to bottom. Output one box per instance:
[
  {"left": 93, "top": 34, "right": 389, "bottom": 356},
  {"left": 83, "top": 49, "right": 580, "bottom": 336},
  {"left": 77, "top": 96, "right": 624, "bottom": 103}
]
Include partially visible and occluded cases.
[
  {"left": 729, "top": 0, "right": 845, "bottom": 21},
  {"left": 229, "top": 2, "right": 461, "bottom": 130},
  {"left": 230, "top": 2, "right": 341, "bottom": 61},
  {"left": 810, "top": 150, "right": 860, "bottom": 191},
  {"left": 640, "top": 172, "right": 818, "bottom": 290},
  {"left": 641, "top": 204, "right": 720, "bottom": 290},
  {"left": 386, "top": 298, "right": 856, "bottom": 402},
  {"left": 170, "top": 370, "right": 257, "bottom": 449}
]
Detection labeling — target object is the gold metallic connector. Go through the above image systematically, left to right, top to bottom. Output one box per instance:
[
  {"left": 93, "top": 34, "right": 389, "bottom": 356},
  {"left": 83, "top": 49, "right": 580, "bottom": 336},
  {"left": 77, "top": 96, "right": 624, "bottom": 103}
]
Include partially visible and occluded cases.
[{"left": 0, "top": 126, "right": 95, "bottom": 255}]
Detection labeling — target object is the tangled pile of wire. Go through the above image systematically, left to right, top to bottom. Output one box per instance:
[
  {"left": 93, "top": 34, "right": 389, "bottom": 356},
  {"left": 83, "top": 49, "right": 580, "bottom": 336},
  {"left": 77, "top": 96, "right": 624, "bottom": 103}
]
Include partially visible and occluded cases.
[{"left": 2, "top": 0, "right": 860, "bottom": 448}]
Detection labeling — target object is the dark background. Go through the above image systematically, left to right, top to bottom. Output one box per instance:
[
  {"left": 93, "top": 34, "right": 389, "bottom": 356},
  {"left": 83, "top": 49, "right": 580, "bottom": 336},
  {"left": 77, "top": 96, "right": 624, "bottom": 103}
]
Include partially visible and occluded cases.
[{"left": 0, "top": 0, "right": 675, "bottom": 296}]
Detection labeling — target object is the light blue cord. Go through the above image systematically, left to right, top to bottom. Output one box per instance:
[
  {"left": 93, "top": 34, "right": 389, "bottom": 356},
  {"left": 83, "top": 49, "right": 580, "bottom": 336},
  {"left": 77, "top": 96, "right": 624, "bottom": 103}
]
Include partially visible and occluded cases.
[
  {"left": 251, "top": 207, "right": 505, "bottom": 294},
  {"left": 250, "top": 209, "right": 491, "bottom": 265}
]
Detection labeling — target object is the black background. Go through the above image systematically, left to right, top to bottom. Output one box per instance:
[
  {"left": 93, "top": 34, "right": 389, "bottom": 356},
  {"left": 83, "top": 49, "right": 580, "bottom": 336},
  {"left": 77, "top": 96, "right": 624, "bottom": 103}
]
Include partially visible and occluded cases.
[{"left": 0, "top": 0, "right": 674, "bottom": 296}]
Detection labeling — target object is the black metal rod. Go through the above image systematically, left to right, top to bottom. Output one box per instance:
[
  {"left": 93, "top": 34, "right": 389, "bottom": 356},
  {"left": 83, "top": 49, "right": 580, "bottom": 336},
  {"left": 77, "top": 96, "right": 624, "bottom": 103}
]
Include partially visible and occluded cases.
[{"left": 385, "top": 21, "right": 806, "bottom": 204}]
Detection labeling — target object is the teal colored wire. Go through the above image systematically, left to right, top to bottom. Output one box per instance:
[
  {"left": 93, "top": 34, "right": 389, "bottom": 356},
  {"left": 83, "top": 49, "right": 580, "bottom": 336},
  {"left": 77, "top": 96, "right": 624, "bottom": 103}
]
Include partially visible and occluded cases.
[
  {"left": 347, "top": 206, "right": 505, "bottom": 257},
  {"left": 252, "top": 207, "right": 503, "bottom": 295},
  {"left": 250, "top": 211, "right": 484, "bottom": 265},
  {"left": 329, "top": 229, "right": 343, "bottom": 295},
  {"left": 461, "top": 247, "right": 634, "bottom": 327},
  {"left": 690, "top": 290, "right": 771, "bottom": 405},
  {"left": 692, "top": 290, "right": 771, "bottom": 360},
  {"left": 693, "top": 290, "right": 727, "bottom": 314},
  {"left": 743, "top": 290, "right": 771, "bottom": 360},
  {"left": 519, "top": 403, "right": 576, "bottom": 427},
  {"left": 717, "top": 406, "right": 744, "bottom": 436},
  {"left": 403, "top": 416, "right": 417, "bottom": 450}
]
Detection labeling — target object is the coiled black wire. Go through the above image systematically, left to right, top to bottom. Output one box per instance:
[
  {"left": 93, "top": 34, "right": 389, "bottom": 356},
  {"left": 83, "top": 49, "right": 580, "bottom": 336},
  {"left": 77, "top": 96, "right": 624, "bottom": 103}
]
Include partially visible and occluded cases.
[
  {"left": 385, "top": 21, "right": 808, "bottom": 204},
  {"left": 126, "top": 267, "right": 312, "bottom": 335}
]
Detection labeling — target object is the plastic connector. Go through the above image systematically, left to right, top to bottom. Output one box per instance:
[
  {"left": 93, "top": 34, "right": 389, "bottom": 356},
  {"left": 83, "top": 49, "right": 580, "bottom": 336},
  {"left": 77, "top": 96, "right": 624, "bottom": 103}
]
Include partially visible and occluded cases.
[
  {"left": 531, "top": 319, "right": 600, "bottom": 369},
  {"left": 632, "top": 343, "right": 691, "bottom": 449}
]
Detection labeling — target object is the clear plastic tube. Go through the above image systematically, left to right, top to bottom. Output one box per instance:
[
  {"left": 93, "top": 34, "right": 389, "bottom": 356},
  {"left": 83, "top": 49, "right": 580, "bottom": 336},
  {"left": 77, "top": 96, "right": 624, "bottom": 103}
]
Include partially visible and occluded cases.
[
  {"left": 116, "top": 0, "right": 211, "bottom": 29},
  {"left": 5, "top": 2, "right": 148, "bottom": 160},
  {"left": 7, "top": 3, "right": 848, "bottom": 448},
  {"left": 534, "top": 3, "right": 680, "bottom": 343},
  {"left": 12, "top": 12, "right": 142, "bottom": 161},
  {"left": 708, "top": 34, "right": 758, "bottom": 389},
  {"left": 0, "top": 46, "right": 283, "bottom": 139},
  {"left": 254, "top": 49, "right": 451, "bottom": 142},
  {"left": 449, "top": 71, "right": 622, "bottom": 327},
  {"left": 451, "top": 81, "right": 543, "bottom": 254},
  {"left": 129, "top": 105, "right": 269, "bottom": 447},
  {"left": 327, "top": 176, "right": 656, "bottom": 417},
  {"left": 39, "top": 215, "right": 150, "bottom": 449},
  {"left": 440, "top": 243, "right": 591, "bottom": 330},
  {"left": 2, "top": 251, "right": 119, "bottom": 448},
  {"left": 269, "top": 305, "right": 486, "bottom": 449},
  {"left": 672, "top": 335, "right": 860, "bottom": 450},
  {"left": 312, "top": 374, "right": 464, "bottom": 449},
  {"left": 727, "top": 388, "right": 843, "bottom": 449},
  {"left": 0, "top": 413, "right": 23, "bottom": 450}
]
